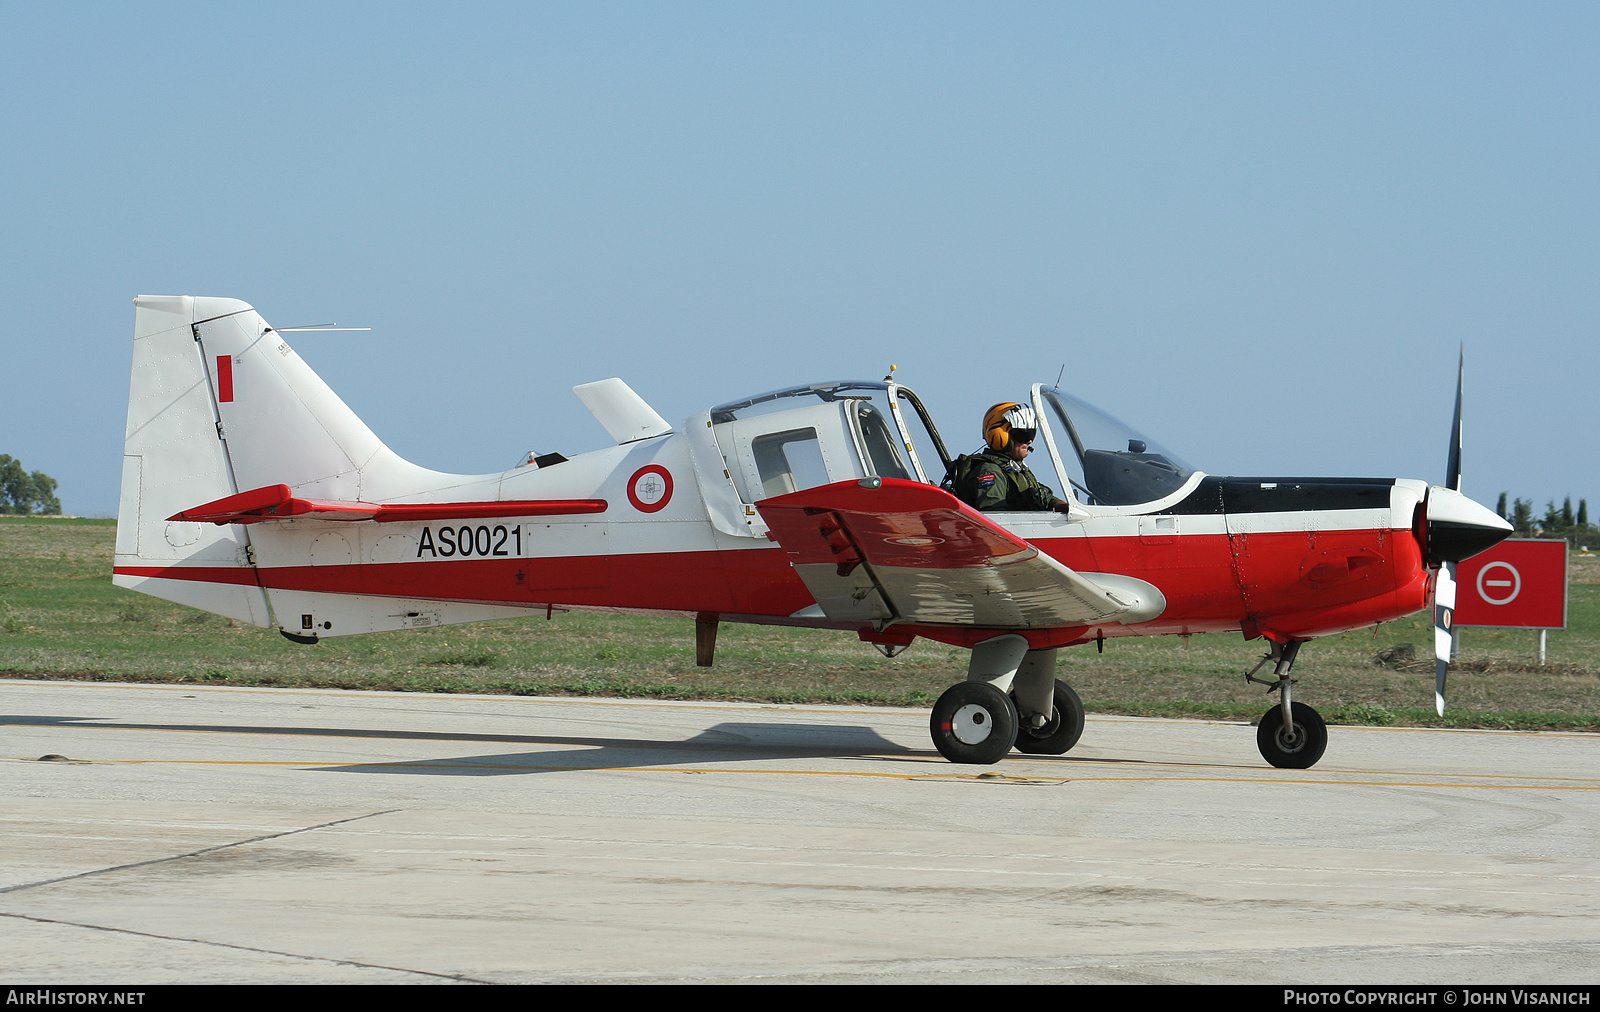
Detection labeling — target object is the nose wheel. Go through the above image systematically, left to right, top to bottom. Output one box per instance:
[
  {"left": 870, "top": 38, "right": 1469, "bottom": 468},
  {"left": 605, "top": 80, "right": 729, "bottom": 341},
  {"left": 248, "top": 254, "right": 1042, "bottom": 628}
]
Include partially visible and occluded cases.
[
  {"left": 1245, "top": 639, "right": 1329, "bottom": 769},
  {"left": 930, "top": 681, "right": 1019, "bottom": 764},
  {"left": 1256, "top": 701, "right": 1327, "bottom": 769}
]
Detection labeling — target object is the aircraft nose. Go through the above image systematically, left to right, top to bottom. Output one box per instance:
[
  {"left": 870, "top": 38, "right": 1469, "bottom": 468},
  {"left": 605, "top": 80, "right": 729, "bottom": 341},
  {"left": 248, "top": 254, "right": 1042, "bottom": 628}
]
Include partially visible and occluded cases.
[{"left": 1425, "top": 486, "right": 1514, "bottom": 565}]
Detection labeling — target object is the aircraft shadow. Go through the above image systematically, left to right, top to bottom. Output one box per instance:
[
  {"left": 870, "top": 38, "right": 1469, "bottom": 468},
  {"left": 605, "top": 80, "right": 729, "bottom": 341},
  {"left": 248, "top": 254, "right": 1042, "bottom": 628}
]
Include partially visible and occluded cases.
[
  {"left": 5, "top": 714, "right": 1252, "bottom": 774},
  {"left": 3, "top": 715, "right": 919, "bottom": 775},
  {"left": 313, "top": 722, "right": 918, "bottom": 776}
]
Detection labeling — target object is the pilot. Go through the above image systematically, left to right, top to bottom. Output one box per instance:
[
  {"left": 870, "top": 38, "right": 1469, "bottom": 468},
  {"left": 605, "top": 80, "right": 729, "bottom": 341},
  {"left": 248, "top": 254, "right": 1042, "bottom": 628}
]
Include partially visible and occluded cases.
[{"left": 953, "top": 402, "right": 1074, "bottom": 513}]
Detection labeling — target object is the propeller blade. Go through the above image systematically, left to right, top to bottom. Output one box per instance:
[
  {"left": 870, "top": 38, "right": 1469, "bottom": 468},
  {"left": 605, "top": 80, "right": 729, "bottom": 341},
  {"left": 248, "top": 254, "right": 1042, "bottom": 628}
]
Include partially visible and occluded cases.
[
  {"left": 1445, "top": 346, "right": 1463, "bottom": 492},
  {"left": 1433, "top": 347, "right": 1466, "bottom": 715},
  {"left": 1433, "top": 560, "right": 1457, "bottom": 716}
]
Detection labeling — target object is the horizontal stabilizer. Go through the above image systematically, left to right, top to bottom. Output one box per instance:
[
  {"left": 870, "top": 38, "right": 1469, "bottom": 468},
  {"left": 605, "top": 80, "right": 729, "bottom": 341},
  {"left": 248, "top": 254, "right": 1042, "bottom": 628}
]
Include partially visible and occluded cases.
[
  {"left": 757, "top": 478, "right": 1160, "bottom": 629},
  {"left": 172, "top": 484, "right": 608, "bottom": 525}
]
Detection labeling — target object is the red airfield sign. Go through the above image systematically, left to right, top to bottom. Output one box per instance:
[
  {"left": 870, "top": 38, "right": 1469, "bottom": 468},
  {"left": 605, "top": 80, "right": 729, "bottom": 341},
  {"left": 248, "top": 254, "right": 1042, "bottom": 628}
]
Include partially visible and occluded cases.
[{"left": 1453, "top": 538, "right": 1568, "bottom": 630}]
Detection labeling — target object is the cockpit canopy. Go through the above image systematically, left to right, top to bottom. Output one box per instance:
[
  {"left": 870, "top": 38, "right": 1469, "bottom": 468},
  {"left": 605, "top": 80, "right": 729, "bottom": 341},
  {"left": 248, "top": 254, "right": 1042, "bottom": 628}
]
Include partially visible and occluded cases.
[
  {"left": 704, "top": 379, "right": 1195, "bottom": 515},
  {"left": 709, "top": 382, "right": 949, "bottom": 503}
]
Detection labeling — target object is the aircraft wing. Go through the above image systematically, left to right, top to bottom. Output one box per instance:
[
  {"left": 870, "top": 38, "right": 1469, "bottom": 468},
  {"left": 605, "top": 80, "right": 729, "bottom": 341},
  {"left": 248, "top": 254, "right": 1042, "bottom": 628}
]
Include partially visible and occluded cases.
[
  {"left": 756, "top": 478, "right": 1137, "bottom": 628},
  {"left": 171, "top": 484, "right": 607, "bottom": 524}
]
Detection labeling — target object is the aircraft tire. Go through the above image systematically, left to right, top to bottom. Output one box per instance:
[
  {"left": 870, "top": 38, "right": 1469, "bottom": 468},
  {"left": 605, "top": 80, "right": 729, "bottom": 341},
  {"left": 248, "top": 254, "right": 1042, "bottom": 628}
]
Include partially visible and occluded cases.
[
  {"left": 1012, "top": 680, "right": 1085, "bottom": 755},
  {"left": 930, "top": 682, "right": 1019, "bottom": 765},
  {"left": 1256, "top": 701, "right": 1327, "bottom": 769}
]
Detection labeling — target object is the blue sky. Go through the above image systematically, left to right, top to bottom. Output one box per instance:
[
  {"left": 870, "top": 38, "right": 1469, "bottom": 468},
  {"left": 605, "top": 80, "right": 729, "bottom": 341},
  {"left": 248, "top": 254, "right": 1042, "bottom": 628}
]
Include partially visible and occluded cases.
[{"left": 2, "top": 2, "right": 1596, "bottom": 517}]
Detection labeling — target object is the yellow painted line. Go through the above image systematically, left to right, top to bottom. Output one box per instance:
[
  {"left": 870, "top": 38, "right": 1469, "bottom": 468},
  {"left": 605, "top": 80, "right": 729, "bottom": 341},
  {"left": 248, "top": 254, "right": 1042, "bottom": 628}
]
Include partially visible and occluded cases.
[
  {"left": 11, "top": 680, "right": 1600, "bottom": 753},
  {"left": 13, "top": 681, "right": 1597, "bottom": 736},
  {"left": 1085, "top": 716, "right": 1600, "bottom": 740},
  {"left": 25, "top": 719, "right": 1598, "bottom": 785},
  {"left": 10, "top": 720, "right": 1600, "bottom": 788},
  {"left": 9, "top": 722, "right": 1599, "bottom": 783},
  {"left": 10, "top": 756, "right": 1600, "bottom": 789},
  {"left": 1051, "top": 758, "right": 1600, "bottom": 784},
  {"left": 1270, "top": 766, "right": 1600, "bottom": 783},
  {"left": 1059, "top": 776, "right": 1600, "bottom": 790}
]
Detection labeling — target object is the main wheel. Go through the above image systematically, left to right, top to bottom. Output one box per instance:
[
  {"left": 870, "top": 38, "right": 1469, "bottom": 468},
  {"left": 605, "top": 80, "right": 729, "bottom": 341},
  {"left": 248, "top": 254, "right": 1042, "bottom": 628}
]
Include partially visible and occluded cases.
[
  {"left": 1013, "top": 680, "right": 1085, "bottom": 755},
  {"left": 930, "top": 682, "right": 1019, "bottom": 764},
  {"left": 1256, "top": 701, "right": 1327, "bottom": 769}
]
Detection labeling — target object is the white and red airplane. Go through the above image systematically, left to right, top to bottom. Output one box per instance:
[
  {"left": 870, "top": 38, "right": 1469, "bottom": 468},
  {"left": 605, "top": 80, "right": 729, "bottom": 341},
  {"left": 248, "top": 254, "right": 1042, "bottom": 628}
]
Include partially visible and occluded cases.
[{"left": 114, "top": 296, "right": 1512, "bottom": 768}]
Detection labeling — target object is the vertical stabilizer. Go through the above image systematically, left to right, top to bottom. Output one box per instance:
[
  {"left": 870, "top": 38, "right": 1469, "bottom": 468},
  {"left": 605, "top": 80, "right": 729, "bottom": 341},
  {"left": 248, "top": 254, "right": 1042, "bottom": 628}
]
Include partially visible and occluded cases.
[{"left": 114, "top": 296, "right": 272, "bottom": 625}]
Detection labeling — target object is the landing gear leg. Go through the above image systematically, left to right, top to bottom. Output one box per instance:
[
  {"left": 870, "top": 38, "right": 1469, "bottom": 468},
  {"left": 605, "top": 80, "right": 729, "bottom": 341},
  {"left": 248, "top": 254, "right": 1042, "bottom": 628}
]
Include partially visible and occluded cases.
[
  {"left": 929, "top": 635, "right": 1026, "bottom": 764},
  {"left": 1247, "top": 640, "right": 1327, "bottom": 769},
  {"left": 1010, "top": 648, "right": 1086, "bottom": 755}
]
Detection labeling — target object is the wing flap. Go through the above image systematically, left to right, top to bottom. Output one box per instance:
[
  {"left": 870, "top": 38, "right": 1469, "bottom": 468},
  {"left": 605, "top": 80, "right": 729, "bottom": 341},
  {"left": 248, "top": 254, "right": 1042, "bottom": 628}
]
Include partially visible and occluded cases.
[
  {"left": 757, "top": 478, "right": 1135, "bottom": 628},
  {"left": 172, "top": 484, "right": 608, "bottom": 524}
]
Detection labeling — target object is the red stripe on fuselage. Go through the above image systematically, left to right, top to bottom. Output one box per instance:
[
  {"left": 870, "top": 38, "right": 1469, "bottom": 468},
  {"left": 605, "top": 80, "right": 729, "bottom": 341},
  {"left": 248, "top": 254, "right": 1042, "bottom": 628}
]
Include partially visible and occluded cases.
[
  {"left": 120, "top": 524, "right": 1428, "bottom": 641},
  {"left": 121, "top": 550, "right": 814, "bottom": 618},
  {"left": 114, "top": 566, "right": 260, "bottom": 586}
]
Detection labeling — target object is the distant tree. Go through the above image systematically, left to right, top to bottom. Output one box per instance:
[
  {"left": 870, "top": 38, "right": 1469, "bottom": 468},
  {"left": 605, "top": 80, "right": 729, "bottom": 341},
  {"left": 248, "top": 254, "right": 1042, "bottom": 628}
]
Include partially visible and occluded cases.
[
  {"left": 0, "top": 455, "right": 61, "bottom": 515},
  {"left": 1496, "top": 491, "right": 1508, "bottom": 521},
  {"left": 1497, "top": 493, "right": 1594, "bottom": 544},
  {"left": 1512, "top": 498, "right": 1535, "bottom": 534},
  {"left": 1542, "top": 500, "right": 1562, "bottom": 533}
]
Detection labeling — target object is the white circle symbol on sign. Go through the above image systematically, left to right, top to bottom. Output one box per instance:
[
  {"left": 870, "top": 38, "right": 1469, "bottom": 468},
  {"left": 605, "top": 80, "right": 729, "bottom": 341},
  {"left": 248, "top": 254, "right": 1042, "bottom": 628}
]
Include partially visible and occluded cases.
[{"left": 1476, "top": 561, "right": 1521, "bottom": 606}]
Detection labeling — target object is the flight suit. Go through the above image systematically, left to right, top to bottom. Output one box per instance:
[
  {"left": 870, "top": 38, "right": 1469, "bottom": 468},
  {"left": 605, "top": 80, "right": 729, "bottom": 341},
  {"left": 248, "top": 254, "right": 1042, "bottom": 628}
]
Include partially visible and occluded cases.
[{"left": 962, "top": 449, "right": 1065, "bottom": 512}]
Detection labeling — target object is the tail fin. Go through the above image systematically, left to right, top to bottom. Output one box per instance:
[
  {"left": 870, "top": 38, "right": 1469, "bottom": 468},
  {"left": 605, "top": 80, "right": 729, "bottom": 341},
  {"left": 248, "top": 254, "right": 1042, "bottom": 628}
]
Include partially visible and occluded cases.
[
  {"left": 113, "top": 295, "right": 439, "bottom": 626},
  {"left": 115, "top": 297, "right": 271, "bottom": 623}
]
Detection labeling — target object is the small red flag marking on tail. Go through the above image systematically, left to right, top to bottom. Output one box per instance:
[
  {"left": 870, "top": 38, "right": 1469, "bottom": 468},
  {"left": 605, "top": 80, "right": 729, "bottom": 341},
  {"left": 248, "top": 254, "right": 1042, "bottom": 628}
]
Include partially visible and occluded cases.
[{"left": 216, "top": 355, "right": 234, "bottom": 402}]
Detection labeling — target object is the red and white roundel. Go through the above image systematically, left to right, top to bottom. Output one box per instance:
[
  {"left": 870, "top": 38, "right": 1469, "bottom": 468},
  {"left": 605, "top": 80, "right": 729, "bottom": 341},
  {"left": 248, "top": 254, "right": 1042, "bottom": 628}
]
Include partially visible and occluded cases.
[{"left": 627, "top": 465, "right": 674, "bottom": 513}]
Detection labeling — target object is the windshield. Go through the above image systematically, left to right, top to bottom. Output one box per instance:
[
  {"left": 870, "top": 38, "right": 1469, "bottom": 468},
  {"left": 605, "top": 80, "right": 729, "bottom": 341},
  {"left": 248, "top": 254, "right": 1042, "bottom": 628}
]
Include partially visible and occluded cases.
[{"left": 1037, "top": 386, "right": 1195, "bottom": 506}]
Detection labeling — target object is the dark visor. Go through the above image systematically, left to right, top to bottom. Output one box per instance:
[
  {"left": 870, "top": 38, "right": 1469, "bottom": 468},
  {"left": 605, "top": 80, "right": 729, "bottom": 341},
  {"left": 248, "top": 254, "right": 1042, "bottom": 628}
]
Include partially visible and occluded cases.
[{"left": 1010, "top": 428, "right": 1036, "bottom": 444}]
